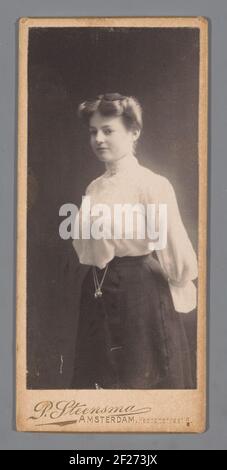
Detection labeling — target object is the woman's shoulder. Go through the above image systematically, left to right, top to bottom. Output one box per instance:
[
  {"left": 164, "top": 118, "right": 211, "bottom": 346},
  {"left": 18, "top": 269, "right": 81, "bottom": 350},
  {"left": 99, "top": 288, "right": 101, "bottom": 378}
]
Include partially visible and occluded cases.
[
  {"left": 137, "top": 163, "right": 174, "bottom": 195},
  {"left": 85, "top": 174, "right": 106, "bottom": 194}
]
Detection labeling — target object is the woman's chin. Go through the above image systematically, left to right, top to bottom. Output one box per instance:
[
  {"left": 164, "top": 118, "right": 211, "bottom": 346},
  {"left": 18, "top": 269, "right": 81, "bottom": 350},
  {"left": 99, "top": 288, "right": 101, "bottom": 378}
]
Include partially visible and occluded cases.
[{"left": 96, "top": 153, "right": 113, "bottom": 162}]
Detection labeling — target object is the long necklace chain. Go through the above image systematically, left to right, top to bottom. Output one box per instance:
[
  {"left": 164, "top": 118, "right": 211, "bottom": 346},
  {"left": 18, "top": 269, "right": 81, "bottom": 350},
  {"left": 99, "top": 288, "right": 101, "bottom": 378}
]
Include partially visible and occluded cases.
[{"left": 92, "top": 265, "right": 109, "bottom": 299}]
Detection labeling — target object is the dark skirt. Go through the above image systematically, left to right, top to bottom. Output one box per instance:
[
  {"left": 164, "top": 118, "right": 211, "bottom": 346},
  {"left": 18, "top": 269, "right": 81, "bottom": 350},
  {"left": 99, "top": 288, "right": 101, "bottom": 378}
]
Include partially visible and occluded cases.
[{"left": 71, "top": 254, "right": 196, "bottom": 389}]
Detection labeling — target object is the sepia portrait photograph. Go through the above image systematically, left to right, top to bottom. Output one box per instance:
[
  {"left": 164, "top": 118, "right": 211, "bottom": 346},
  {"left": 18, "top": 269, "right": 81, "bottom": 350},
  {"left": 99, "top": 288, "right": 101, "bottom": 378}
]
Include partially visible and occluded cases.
[{"left": 16, "top": 17, "right": 208, "bottom": 432}]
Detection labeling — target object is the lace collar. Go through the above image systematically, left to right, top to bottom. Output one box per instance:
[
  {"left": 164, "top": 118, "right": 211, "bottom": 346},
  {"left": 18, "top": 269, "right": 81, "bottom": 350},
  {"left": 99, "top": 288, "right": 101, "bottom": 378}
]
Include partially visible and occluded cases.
[{"left": 104, "top": 154, "right": 139, "bottom": 177}]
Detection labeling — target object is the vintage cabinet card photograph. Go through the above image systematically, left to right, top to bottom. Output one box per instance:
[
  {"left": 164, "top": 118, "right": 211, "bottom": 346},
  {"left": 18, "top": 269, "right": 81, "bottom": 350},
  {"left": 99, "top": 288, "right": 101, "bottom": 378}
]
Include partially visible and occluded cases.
[{"left": 16, "top": 16, "right": 208, "bottom": 432}]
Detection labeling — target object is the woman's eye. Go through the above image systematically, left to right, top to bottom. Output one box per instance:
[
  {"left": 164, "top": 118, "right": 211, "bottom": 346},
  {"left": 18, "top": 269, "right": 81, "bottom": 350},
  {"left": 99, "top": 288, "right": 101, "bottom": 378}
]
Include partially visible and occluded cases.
[
  {"left": 104, "top": 129, "right": 113, "bottom": 135},
  {"left": 89, "top": 130, "right": 96, "bottom": 136}
]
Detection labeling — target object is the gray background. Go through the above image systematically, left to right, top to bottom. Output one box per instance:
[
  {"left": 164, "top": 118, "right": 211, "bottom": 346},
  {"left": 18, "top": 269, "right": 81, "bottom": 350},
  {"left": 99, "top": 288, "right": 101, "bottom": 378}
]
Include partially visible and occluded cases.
[{"left": 0, "top": 0, "right": 226, "bottom": 451}]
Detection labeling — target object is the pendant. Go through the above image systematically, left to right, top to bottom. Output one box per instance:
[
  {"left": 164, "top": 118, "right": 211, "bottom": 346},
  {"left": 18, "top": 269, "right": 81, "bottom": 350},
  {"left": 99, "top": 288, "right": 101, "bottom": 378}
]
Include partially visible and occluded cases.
[{"left": 94, "top": 288, "right": 102, "bottom": 299}]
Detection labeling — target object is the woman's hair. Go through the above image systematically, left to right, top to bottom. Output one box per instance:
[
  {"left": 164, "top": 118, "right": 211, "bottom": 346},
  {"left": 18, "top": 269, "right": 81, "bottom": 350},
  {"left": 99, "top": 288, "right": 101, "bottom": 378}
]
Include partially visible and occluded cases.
[{"left": 78, "top": 92, "right": 143, "bottom": 132}]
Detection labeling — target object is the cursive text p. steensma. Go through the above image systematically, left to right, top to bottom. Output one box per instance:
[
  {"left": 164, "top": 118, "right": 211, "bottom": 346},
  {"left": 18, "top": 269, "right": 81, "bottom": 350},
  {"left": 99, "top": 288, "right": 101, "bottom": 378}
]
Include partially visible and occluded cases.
[{"left": 28, "top": 400, "right": 152, "bottom": 425}]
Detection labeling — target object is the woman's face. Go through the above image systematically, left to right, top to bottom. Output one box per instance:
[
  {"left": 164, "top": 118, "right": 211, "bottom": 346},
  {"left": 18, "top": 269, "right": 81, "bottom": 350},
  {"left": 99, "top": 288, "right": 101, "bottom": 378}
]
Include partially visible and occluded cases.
[{"left": 89, "top": 111, "right": 139, "bottom": 163}]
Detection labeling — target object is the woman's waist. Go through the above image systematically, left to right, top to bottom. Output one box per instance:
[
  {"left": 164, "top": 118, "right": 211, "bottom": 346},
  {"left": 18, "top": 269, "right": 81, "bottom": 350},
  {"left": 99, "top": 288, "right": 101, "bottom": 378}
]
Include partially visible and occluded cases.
[
  {"left": 74, "top": 237, "right": 153, "bottom": 267},
  {"left": 95, "top": 253, "right": 153, "bottom": 272}
]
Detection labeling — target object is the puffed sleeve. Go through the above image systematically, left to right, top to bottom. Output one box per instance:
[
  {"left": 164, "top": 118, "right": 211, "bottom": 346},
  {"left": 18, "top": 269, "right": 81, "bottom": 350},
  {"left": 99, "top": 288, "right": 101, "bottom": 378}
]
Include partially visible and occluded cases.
[{"left": 144, "top": 174, "right": 198, "bottom": 313}]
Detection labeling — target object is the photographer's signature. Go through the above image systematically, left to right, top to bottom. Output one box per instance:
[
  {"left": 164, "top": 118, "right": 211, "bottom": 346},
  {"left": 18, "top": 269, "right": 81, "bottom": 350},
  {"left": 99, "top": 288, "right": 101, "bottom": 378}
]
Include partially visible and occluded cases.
[{"left": 28, "top": 400, "right": 152, "bottom": 426}]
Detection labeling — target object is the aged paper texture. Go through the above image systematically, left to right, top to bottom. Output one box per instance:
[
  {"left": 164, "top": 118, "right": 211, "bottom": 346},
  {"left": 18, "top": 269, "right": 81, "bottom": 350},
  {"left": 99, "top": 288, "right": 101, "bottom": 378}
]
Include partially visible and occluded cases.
[{"left": 16, "top": 16, "right": 208, "bottom": 432}]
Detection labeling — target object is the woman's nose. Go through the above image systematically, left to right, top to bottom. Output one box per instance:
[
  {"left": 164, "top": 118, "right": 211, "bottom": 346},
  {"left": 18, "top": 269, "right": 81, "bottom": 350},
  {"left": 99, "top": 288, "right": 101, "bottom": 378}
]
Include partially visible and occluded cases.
[{"left": 95, "top": 131, "right": 105, "bottom": 143}]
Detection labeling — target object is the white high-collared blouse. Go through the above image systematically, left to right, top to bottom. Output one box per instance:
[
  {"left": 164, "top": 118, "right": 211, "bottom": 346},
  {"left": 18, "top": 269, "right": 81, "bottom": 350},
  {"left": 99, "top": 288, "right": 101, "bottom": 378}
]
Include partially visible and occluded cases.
[{"left": 72, "top": 155, "right": 198, "bottom": 313}]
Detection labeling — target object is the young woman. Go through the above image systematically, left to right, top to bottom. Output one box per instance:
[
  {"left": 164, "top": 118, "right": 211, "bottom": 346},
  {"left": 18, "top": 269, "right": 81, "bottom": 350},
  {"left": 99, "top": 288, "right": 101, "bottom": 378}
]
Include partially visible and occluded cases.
[{"left": 71, "top": 93, "right": 198, "bottom": 389}]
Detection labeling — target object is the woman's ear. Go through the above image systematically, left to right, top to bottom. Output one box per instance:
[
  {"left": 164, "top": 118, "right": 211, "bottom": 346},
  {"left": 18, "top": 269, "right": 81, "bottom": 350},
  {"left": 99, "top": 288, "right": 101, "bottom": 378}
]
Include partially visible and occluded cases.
[{"left": 132, "top": 128, "right": 141, "bottom": 142}]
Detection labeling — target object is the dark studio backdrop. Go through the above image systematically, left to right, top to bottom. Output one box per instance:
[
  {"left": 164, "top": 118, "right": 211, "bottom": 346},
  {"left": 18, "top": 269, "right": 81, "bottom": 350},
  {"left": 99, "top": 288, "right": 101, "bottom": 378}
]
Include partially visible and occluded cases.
[{"left": 27, "top": 27, "right": 199, "bottom": 389}]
